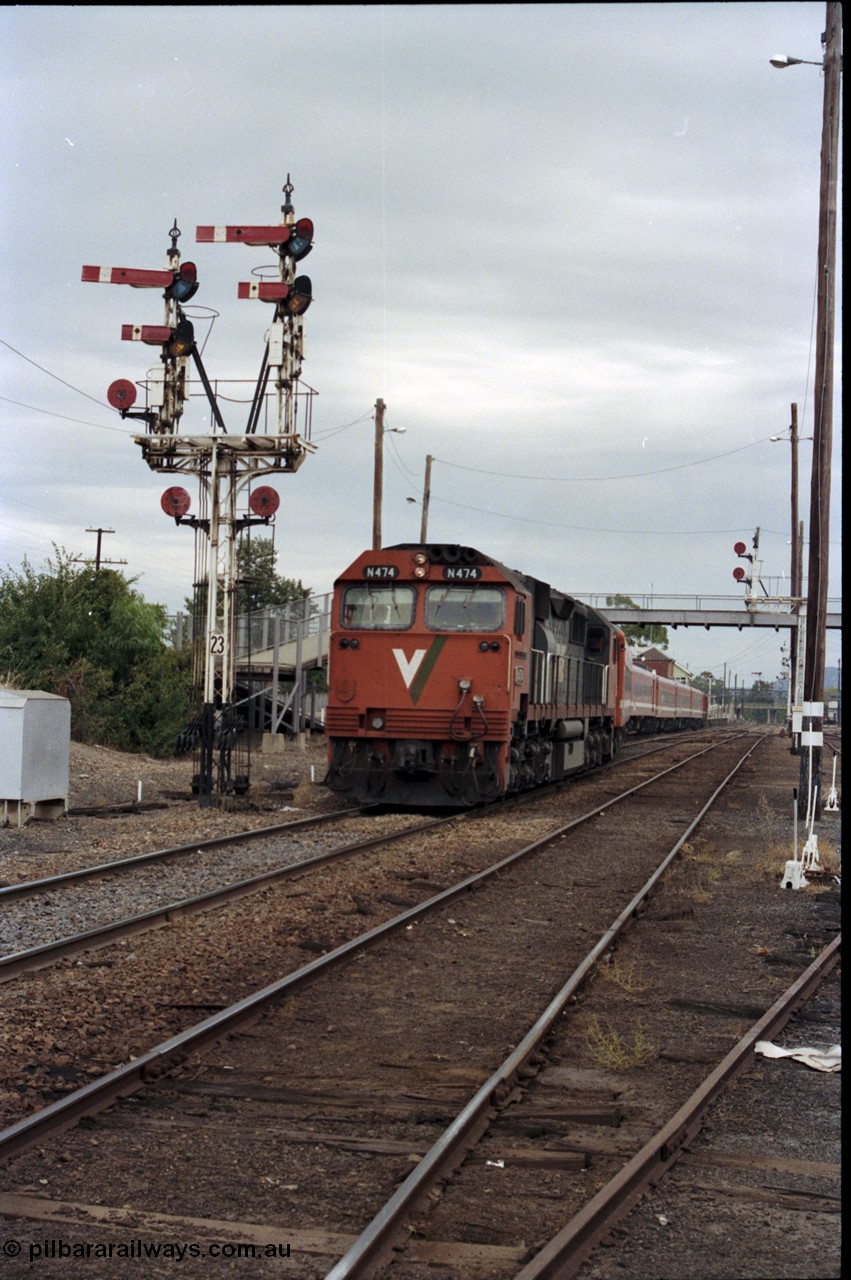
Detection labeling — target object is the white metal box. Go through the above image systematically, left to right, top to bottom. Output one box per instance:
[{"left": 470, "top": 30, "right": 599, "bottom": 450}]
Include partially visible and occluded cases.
[{"left": 0, "top": 690, "right": 71, "bottom": 825}]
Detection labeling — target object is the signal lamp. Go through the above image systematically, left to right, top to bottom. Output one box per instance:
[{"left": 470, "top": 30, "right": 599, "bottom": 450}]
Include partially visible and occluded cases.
[
  {"left": 284, "top": 218, "right": 314, "bottom": 261},
  {"left": 168, "top": 261, "right": 199, "bottom": 303},
  {"left": 283, "top": 275, "right": 312, "bottom": 316},
  {"left": 168, "top": 318, "right": 195, "bottom": 358},
  {"left": 107, "top": 379, "right": 137, "bottom": 411},
  {"left": 161, "top": 486, "right": 192, "bottom": 518},
  {"left": 249, "top": 486, "right": 280, "bottom": 517},
  {"left": 733, "top": 541, "right": 748, "bottom": 557},
  {"left": 733, "top": 567, "right": 747, "bottom": 583}
]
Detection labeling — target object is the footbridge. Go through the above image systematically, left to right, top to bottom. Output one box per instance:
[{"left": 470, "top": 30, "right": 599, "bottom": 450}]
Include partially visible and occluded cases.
[{"left": 583, "top": 594, "right": 841, "bottom": 633}]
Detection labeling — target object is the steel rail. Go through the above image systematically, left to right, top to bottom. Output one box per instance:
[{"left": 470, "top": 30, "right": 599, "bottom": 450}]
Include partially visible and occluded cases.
[
  {"left": 0, "top": 725, "right": 737, "bottom": 905},
  {"left": 1, "top": 734, "right": 749, "bottom": 980},
  {"left": 0, "top": 736, "right": 748, "bottom": 1164},
  {"left": 323, "top": 736, "right": 765, "bottom": 1278},
  {"left": 0, "top": 805, "right": 365, "bottom": 903},
  {"left": 0, "top": 813, "right": 451, "bottom": 982},
  {"left": 514, "top": 933, "right": 841, "bottom": 1280}
]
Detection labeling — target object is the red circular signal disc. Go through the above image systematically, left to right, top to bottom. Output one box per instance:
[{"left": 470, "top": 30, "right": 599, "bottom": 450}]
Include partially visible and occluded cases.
[
  {"left": 108, "top": 379, "right": 137, "bottom": 410},
  {"left": 249, "top": 486, "right": 280, "bottom": 517},
  {"left": 161, "top": 487, "right": 192, "bottom": 518},
  {"left": 733, "top": 542, "right": 747, "bottom": 556},
  {"left": 733, "top": 567, "right": 746, "bottom": 582}
]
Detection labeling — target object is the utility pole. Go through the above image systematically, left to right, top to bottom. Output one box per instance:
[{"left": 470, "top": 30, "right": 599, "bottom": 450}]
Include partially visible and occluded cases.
[
  {"left": 800, "top": 0, "right": 841, "bottom": 817},
  {"left": 373, "top": 398, "right": 385, "bottom": 550},
  {"left": 788, "top": 405, "right": 800, "bottom": 719},
  {"left": 420, "top": 454, "right": 433, "bottom": 542},
  {"left": 72, "top": 527, "right": 127, "bottom": 570}
]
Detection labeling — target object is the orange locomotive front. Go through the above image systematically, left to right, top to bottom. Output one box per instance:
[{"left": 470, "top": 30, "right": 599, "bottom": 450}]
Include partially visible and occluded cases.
[{"left": 325, "top": 544, "right": 619, "bottom": 806}]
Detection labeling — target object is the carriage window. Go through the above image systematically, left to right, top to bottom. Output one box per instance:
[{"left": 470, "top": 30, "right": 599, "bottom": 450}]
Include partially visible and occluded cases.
[
  {"left": 341, "top": 584, "right": 415, "bottom": 629},
  {"left": 425, "top": 586, "right": 504, "bottom": 631}
]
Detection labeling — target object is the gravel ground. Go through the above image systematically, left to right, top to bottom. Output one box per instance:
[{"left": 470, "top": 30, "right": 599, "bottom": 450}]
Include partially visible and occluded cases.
[
  {"left": 0, "top": 731, "right": 841, "bottom": 1280},
  {"left": 0, "top": 734, "right": 337, "bottom": 886}
]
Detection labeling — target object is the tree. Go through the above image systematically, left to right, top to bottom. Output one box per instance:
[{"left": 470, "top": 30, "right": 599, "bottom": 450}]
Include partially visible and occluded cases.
[
  {"left": 183, "top": 536, "right": 310, "bottom": 618},
  {"left": 237, "top": 536, "right": 309, "bottom": 615},
  {"left": 0, "top": 548, "right": 190, "bottom": 755},
  {"left": 605, "top": 594, "right": 670, "bottom": 651},
  {"left": 748, "top": 679, "right": 776, "bottom": 705}
]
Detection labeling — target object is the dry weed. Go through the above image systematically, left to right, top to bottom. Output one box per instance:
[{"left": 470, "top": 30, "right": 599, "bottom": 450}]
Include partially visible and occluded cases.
[{"left": 585, "top": 1015, "right": 657, "bottom": 1070}]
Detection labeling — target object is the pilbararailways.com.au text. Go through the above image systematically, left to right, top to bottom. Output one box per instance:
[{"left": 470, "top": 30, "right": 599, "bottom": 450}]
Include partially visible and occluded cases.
[{"left": 2, "top": 1238, "right": 292, "bottom": 1263}]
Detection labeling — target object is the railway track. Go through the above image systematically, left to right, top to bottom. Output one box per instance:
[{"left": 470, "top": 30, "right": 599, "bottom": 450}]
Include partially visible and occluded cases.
[
  {"left": 1, "top": 727, "right": 721, "bottom": 903},
  {"left": 0, "top": 729, "right": 735, "bottom": 980},
  {"left": 1, "top": 732, "right": 837, "bottom": 1279}
]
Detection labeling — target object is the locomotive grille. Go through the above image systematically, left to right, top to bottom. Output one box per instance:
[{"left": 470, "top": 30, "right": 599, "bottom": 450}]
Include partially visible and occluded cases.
[
  {"left": 325, "top": 708, "right": 512, "bottom": 739},
  {"left": 325, "top": 708, "right": 361, "bottom": 734}
]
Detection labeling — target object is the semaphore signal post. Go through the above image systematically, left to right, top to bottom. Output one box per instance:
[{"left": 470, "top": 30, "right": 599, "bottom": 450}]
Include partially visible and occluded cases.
[{"left": 83, "top": 177, "right": 317, "bottom": 806}]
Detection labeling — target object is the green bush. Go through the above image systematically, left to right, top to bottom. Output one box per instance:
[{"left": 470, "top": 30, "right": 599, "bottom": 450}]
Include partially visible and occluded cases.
[{"left": 0, "top": 549, "right": 190, "bottom": 756}]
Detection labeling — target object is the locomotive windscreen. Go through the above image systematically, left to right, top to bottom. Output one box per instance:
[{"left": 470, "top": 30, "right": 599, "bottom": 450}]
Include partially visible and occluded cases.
[
  {"left": 341, "top": 584, "right": 415, "bottom": 629},
  {"left": 425, "top": 586, "right": 505, "bottom": 631}
]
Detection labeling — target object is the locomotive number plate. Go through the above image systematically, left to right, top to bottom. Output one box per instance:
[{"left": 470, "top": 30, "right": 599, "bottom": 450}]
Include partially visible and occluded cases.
[
  {"left": 362, "top": 565, "right": 400, "bottom": 579},
  {"left": 442, "top": 566, "right": 482, "bottom": 580}
]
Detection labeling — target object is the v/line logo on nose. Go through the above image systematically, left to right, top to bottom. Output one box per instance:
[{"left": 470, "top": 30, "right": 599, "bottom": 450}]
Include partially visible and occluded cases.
[{"left": 392, "top": 636, "right": 447, "bottom": 703}]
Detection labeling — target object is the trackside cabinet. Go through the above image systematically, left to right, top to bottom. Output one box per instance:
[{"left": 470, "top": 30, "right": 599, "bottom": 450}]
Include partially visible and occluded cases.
[{"left": 0, "top": 690, "right": 71, "bottom": 826}]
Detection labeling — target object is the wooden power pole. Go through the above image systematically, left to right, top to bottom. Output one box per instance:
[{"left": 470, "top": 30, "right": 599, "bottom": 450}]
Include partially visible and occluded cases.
[{"left": 800, "top": 0, "right": 841, "bottom": 817}]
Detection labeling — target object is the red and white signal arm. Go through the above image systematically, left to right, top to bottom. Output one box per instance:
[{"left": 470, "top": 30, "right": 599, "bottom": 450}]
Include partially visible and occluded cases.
[
  {"left": 197, "top": 225, "right": 292, "bottom": 247},
  {"left": 82, "top": 265, "right": 173, "bottom": 288},
  {"left": 237, "top": 281, "right": 290, "bottom": 302},
  {"left": 122, "top": 324, "right": 173, "bottom": 344},
  {"left": 107, "top": 379, "right": 137, "bottom": 410},
  {"left": 249, "top": 486, "right": 280, "bottom": 517},
  {"left": 161, "top": 487, "right": 192, "bottom": 518}
]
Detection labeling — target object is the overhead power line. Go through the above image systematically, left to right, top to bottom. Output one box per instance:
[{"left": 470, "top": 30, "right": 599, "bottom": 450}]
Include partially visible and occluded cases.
[
  {"left": 0, "top": 337, "right": 109, "bottom": 407},
  {"left": 434, "top": 435, "right": 778, "bottom": 482}
]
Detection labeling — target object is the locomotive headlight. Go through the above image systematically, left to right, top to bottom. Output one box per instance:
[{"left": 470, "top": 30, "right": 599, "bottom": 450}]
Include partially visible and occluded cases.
[
  {"left": 414, "top": 552, "right": 427, "bottom": 564},
  {"left": 414, "top": 565, "right": 427, "bottom": 578},
  {"left": 371, "top": 715, "right": 385, "bottom": 729}
]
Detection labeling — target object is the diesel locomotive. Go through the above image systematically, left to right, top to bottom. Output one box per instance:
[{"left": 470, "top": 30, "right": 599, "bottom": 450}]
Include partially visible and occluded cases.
[{"left": 324, "top": 544, "right": 707, "bottom": 806}]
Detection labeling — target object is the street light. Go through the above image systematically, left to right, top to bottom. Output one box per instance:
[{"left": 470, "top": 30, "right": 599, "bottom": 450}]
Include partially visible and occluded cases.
[
  {"left": 769, "top": 54, "right": 824, "bottom": 67},
  {"left": 372, "top": 397, "right": 406, "bottom": 550},
  {"left": 406, "top": 454, "right": 433, "bottom": 542}
]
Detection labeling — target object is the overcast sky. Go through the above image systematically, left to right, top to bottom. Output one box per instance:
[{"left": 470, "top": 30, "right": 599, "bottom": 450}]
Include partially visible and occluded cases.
[{"left": 1, "top": 3, "right": 842, "bottom": 689}]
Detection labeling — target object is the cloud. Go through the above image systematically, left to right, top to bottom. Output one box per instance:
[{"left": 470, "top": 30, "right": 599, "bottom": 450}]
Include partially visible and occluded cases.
[{"left": 0, "top": 3, "right": 840, "bottom": 684}]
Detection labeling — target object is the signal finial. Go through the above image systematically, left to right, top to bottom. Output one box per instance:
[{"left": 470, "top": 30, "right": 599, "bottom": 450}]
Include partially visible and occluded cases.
[{"left": 282, "top": 174, "right": 294, "bottom": 216}]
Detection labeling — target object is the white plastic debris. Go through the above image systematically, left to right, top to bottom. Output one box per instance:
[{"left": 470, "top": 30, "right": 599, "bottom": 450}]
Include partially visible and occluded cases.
[{"left": 754, "top": 1041, "right": 841, "bottom": 1073}]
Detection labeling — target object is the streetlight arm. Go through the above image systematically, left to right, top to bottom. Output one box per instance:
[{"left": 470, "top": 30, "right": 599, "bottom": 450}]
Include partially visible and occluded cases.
[{"left": 770, "top": 54, "right": 824, "bottom": 68}]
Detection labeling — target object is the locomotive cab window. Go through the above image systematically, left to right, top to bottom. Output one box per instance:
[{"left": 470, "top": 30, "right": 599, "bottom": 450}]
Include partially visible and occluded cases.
[
  {"left": 341, "top": 584, "right": 415, "bottom": 629},
  {"left": 425, "top": 586, "right": 504, "bottom": 631}
]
